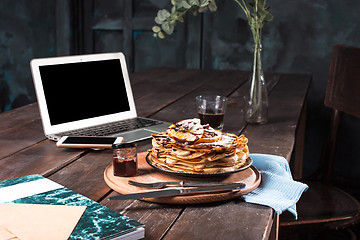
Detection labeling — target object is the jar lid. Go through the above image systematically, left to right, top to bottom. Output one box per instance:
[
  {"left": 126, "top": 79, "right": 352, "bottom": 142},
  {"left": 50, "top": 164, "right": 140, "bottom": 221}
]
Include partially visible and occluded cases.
[{"left": 112, "top": 142, "right": 136, "bottom": 149}]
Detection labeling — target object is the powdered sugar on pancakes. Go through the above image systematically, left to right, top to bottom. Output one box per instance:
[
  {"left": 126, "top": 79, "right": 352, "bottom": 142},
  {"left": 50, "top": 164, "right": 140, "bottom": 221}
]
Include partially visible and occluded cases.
[{"left": 148, "top": 118, "right": 250, "bottom": 174}]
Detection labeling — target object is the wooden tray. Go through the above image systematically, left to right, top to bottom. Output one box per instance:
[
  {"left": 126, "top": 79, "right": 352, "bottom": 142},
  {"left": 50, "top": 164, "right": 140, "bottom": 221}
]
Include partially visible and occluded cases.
[{"left": 104, "top": 152, "right": 261, "bottom": 204}]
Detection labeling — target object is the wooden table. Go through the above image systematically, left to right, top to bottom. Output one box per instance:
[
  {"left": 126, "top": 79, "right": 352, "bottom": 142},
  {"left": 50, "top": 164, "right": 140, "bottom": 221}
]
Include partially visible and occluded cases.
[{"left": 0, "top": 68, "right": 310, "bottom": 240}]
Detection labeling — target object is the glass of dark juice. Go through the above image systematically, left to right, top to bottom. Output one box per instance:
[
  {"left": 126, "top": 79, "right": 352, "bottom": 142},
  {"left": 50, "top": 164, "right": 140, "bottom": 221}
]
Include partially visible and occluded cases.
[{"left": 196, "top": 95, "right": 228, "bottom": 130}]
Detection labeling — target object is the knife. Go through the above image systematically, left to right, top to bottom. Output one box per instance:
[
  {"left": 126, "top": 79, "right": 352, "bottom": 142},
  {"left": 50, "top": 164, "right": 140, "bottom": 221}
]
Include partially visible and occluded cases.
[
  {"left": 128, "top": 179, "right": 243, "bottom": 188},
  {"left": 108, "top": 183, "right": 246, "bottom": 200}
]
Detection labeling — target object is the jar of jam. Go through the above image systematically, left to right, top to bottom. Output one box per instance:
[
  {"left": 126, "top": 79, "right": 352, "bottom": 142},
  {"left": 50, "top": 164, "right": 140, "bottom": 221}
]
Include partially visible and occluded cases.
[{"left": 112, "top": 142, "right": 138, "bottom": 177}]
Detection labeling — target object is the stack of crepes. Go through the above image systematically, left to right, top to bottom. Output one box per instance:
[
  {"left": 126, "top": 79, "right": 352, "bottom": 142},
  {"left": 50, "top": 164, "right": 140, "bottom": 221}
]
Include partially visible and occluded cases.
[{"left": 148, "top": 118, "right": 250, "bottom": 174}]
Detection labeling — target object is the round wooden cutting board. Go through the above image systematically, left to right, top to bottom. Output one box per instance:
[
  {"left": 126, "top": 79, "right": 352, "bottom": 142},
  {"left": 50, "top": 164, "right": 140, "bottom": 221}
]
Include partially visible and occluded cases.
[{"left": 104, "top": 152, "right": 261, "bottom": 204}]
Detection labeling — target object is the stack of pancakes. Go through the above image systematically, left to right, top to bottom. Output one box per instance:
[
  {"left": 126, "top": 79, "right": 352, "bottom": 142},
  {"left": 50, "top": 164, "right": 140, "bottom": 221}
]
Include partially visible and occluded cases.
[{"left": 148, "top": 119, "right": 249, "bottom": 174}]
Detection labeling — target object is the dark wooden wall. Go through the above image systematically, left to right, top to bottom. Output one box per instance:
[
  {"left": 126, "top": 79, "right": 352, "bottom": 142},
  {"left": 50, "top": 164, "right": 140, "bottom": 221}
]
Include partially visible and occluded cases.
[{"left": 1, "top": 0, "right": 360, "bottom": 198}]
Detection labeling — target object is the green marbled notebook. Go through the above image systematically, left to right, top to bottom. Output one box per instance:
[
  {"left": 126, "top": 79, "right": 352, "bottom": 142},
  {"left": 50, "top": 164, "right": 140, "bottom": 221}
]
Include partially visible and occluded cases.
[{"left": 0, "top": 175, "right": 144, "bottom": 240}]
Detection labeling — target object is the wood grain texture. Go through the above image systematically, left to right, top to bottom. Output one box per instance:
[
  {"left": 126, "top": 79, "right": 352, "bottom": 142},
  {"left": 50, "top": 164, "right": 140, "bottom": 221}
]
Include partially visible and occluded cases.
[
  {"left": 129, "top": 68, "right": 180, "bottom": 86},
  {"left": 0, "top": 69, "right": 311, "bottom": 240},
  {"left": 132, "top": 69, "right": 207, "bottom": 118},
  {"left": 151, "top": 70, "right": 249, "bottom": 127},
  {"left": 243, "top": 74, "right": 311, "bottom": 161},
  {"left": 0, "top": 103, "right": 46, "bottom": 159},
  {"left": 0, "top": 103, "right": 40, "bottom": 130},
  {"left": 0, "top": 119, "right": 45, "bottom": 159},
  {"left": 0, "top": 140, "right": 85, "bottom": 181},
  {"left": 48, "top": 148, "right": 113, "bottom": 201},
  {"left": 104, "top": 153, "right": 261, "bottom": 204},
  {"left": 102, "top": 191, "right": 184, "bottom": 240},
  {"left": 163, "top": 200, "right": 274, "bottom": 240}
]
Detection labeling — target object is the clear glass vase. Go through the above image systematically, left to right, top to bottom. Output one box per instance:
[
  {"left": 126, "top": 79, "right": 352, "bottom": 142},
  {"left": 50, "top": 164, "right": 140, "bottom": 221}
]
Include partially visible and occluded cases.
[{"left": 244, "top": 42, "right": 269, "bottom": 124}]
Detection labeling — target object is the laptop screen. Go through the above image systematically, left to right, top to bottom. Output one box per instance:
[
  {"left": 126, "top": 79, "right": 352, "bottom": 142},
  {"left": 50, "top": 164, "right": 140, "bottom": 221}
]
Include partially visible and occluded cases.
[{"left": 39, "top": 59, "right": 130, "bottom": 125}]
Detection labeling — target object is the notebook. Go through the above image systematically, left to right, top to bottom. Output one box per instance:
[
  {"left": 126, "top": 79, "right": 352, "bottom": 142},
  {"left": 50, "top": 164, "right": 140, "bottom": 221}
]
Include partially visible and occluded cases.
[
  {"left": 30, "top": 52, "right": 170, "bottom": 142},
  {"left": 0, "top": 174, "right": 145, "bottom": 240}
]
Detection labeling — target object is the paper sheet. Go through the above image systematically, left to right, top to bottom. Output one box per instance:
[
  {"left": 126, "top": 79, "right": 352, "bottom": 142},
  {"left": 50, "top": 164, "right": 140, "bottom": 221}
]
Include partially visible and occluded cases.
[
  {"left": 0, "top": 203, "right": 86, "bottom": 240},
  {"left": 0, "top": 225, "right": 18, "bottom": 240}
]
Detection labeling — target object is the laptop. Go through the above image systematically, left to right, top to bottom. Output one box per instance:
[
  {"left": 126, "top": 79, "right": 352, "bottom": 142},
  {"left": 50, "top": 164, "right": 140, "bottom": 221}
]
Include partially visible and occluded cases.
[{"left": 30, "top": 52, "right": 170, "bottom": 142}]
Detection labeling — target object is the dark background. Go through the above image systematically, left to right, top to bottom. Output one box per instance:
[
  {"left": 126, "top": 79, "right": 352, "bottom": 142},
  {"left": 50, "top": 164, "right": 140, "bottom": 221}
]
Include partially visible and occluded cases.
[{"left": 1, "top": 0, "right": 360, "bottom": 199}]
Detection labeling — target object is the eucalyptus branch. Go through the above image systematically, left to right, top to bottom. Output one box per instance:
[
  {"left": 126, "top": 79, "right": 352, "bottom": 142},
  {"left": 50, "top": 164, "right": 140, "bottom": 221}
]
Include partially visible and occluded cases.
[
  {"left": 152, "top": 0, "right": 218, "bottom": 38},
  {"left": 152, "top": 0, "right": 273, "bottom": 124},
  {"left": 153, "top": 0, "right": 273, "bottom": 40}
]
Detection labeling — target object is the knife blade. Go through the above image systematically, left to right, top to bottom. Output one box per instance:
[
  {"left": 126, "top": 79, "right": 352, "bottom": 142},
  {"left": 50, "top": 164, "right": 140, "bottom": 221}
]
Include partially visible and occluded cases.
[
  {"left": 128, "top": 179, "right": 244, "bottom": 188},
  {"left": 108, "top": 183, "right": 246, "bottom": 200}
]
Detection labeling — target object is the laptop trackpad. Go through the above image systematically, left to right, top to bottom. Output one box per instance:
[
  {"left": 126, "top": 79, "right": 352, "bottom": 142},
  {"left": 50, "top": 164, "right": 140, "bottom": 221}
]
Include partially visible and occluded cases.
[{"left": 112, "top": 129, "right": 156, "bottom": 143}]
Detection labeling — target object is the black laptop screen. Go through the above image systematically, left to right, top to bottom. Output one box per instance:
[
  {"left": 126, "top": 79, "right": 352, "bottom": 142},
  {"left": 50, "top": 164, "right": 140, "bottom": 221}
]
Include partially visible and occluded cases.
[{"left": 39, "top": 59, "right": 130, "bottom": 125}]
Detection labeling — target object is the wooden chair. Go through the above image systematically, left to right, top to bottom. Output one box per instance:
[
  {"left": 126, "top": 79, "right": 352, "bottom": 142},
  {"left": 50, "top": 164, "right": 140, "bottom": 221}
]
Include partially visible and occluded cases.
[{"left": 279, "top": 44, "right": 360, "bottom": 236}]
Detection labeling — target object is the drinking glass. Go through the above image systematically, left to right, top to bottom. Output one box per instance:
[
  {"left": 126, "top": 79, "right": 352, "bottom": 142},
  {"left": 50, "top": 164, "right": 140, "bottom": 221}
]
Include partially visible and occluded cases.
[
  {"left": 196, "top": 95, "right": 228, "bottom": 130},
  {"left": 112, "top": 142, "right": 138, "bottom": 177}
]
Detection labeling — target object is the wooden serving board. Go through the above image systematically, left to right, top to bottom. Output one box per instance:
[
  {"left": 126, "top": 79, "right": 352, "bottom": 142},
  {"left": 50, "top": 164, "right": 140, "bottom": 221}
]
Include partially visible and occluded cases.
[{"left": 104, "top": 152, "right": 261, "bottom": 204}]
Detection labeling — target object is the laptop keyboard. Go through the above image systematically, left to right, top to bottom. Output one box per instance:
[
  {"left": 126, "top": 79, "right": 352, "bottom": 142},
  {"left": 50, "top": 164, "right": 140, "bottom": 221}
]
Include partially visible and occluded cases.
[{"left": 62, "top": 117, "right": 164, "bottom": 137}]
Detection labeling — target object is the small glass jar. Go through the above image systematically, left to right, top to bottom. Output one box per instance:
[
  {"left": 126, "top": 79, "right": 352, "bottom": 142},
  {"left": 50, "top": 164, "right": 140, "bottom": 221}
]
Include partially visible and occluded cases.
[{"left": 112, "top": 142, "right": 138, "bottom": 177}]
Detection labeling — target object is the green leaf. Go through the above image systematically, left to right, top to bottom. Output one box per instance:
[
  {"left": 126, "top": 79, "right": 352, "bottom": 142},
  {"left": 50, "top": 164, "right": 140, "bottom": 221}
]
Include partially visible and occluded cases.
[
  {"left": 152, "top": 0, "right": 272, "bottom": 40},
  {"left": 177, "top": 0, "right": 192, "bottom": 9},
  {"left": 188, "top": 0, "right": 200, "bottom": 6},
  {"left": 199, "top": 0, "right": 210, "bottom": 6},
  {"left": 199, "top": 0, "right": 210, "bottom": 7},
  {"left": 208, "top": 0, "right": 217, "bottom": 11},
  {"left": 257, "top": 0, "right": 265, "bottom": 9},
  {"left": 158, "top": 9, "right": 171, "bottom": 21},
  {"left": 263, "top": 12, "right": 273, "bottom": 21},
  {"left": 170, "top": 13, "right": 178, "bottom": 20},
  {"left": 178, "top": 15, "right": 184, "bottom": 22},
  {"left": 155, "top": 16, "right": 163, "bottom": 25},
  {"left": 161, "top": 21, "right": 175, "bottom": 35},
  {"left": 161, "top": 22, "right": 170, "bottom": 34},
  {"left": 152, "top": 26, "right": 161, "bottom": 33},
  {"left": 158, "top": 31, "right": 165, "bottom": 39}
]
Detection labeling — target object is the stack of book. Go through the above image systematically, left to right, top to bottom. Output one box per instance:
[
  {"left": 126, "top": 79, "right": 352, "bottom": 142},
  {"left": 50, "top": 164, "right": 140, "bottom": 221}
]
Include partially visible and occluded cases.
[{"left": 0, "top": 175, "right": 144, "bottom": 240}]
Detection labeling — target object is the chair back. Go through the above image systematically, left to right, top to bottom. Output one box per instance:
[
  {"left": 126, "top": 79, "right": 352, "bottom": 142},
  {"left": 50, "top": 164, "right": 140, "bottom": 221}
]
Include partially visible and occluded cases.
[
  {"left": 321, "top": 44, "right": 360, "bottom": 183},
  {"left": 325, "top": 44, "right": 360, "bottom": 118}
]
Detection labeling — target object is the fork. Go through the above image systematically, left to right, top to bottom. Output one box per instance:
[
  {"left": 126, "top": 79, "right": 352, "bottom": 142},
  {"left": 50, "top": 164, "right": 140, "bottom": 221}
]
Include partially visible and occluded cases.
[{"left": 128, "top": 180, "right": 240, "bottom": 189}]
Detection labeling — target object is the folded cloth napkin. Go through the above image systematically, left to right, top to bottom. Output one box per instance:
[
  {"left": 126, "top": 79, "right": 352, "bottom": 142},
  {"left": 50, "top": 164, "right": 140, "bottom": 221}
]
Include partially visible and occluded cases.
[{"left": 241, "top": 154, "right": 308, "bottom": 219}]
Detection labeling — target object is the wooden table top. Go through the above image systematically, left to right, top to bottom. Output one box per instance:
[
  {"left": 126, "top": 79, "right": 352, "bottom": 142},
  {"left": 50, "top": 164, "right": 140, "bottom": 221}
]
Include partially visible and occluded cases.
[{"left": 0, "top": 68, "right": 310, "bottom": 240}]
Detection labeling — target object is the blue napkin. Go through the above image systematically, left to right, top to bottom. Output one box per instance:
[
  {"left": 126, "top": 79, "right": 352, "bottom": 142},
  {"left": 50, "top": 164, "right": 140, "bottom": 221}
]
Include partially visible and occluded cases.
[{"left": 241, "top": 154, "right": 308, "bottom": 219}]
